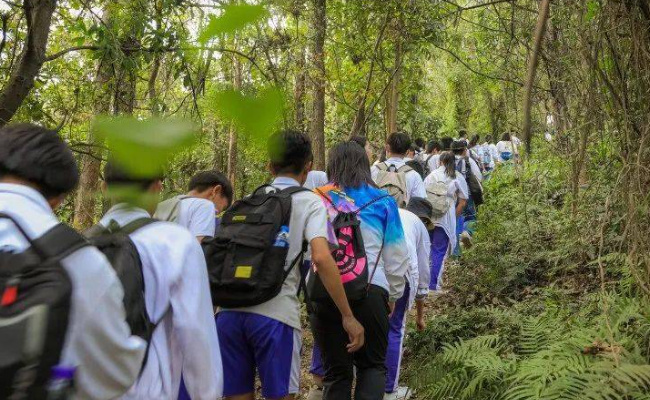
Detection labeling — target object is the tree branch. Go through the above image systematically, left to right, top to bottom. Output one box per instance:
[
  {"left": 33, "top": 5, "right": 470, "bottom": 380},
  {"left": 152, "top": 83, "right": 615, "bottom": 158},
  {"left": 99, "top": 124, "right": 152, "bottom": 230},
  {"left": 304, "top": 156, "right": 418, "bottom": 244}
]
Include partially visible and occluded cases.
[{"left": 45, "top": 45, "right": 100, "bottom": 61}]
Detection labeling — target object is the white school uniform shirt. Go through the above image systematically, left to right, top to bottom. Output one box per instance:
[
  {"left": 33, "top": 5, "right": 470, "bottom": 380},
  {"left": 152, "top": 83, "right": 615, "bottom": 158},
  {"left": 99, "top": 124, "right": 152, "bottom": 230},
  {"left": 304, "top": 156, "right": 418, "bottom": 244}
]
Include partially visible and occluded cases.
[
  {"left": 497, "top": 141, "right": 514, "bottom": 159},
  {"left": 425, "top": 154, "right": 440, "bottom": 173},
  {"left": 371, "top": 157, "right": 427, "bottom": 202},
  {"left": 423, "top": 167, "right": 469, "bottom": 252},
  {"left": 304, "top": 170, "right": 328, "bottom": 190},
  {"left": 0, "top": 184, "right": 146, "bottom": 400},
  {"left": 176, "top": 197, "right": 216, "bottom": 238},
  {"left": 100, "top": 205, "right": 222, "bottom": 400},
  {"left": 397, "top": 209, "right": 431, "bottom": 309}
]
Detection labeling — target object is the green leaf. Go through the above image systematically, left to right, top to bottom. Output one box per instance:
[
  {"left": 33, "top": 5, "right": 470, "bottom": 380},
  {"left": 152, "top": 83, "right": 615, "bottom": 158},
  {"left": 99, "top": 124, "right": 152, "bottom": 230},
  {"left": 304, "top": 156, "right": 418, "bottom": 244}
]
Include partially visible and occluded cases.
[
  {"left": 198, "top": 3, "right": 268, "bottom": 44},
  {"left": 210, "top": 86, "right": 284, "bottom": 143},
  {"left": 93, "top": 116, "right": 198, "bottom": 178}
]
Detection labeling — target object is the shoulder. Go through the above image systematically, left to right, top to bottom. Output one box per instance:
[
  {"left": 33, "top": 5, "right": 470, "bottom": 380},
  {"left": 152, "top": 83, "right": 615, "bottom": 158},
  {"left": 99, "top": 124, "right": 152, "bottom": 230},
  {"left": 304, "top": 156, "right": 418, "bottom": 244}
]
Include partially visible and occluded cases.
[
  {"left": 182, "top": 197, "right": 214, "bottom": 212},
  {"left": 133, "top": 220, "right": 197, "bottom": 249},
  {"left": 62, "top": 246, "right": 120, "bottom": 294}
]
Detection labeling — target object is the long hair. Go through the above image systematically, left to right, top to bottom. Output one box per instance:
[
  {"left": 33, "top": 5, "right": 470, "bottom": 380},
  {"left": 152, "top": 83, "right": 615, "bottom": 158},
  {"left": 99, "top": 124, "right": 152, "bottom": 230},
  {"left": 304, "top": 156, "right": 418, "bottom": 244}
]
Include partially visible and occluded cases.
[
  {"left": 327, "top": 141, "right": 375, "bottom": 188},
  {"left": 439, "top": 151, "right": 456, "bottom": 179}
]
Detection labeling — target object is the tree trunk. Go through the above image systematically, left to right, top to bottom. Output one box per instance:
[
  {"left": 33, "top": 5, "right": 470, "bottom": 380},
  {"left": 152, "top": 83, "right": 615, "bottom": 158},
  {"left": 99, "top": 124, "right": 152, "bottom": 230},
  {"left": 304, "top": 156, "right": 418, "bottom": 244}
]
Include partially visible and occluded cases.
[
  {"left": 0, "top": 0, "right": 57, "bottom": 125},
  {"left": 309, "top": 0, "right": 326, "bottom": 170},
  {"left": 522, "top": 0, "right": 551, "bottom": 155},
  {"left": 384, "top": 34, "right": 402, "bottom": 136},
  {"left": 294, "top": 46, "right": 307, "bottom": 132},
  {"left": 227, "top": 56, "right": 242, "bottom": 192}
]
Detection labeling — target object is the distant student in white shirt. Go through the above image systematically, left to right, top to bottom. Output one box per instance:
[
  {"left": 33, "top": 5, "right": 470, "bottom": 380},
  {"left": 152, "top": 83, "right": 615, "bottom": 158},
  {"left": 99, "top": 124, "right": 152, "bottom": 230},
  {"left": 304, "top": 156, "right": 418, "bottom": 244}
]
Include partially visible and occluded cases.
[
  {"left": 0, "top": 124, "right": 146, "bottom": 399},
  {"left": 217, "top": 130, "right": 364, "bottom": 400},
  {"left": 371, "top": 132, "right": 427, "bottom": 205},
  {"left": 497, "top": 132, "right": 515, "bottom": 162},
  {"left": 424, "top": 139, "right": 442, "bottom": 173},
  {"left": 424, "top": 152, "right": 468, "bottom": 290},
  {"left": 100, "top": 162, "right": 222, "bottom": 400},
  {"left": 155, "top": 170, "right": 233, "bottom": 242},
  {"left": 304, "top": 170, "right": 329, "bottom": 190},
  {"left": 385, "top": 198, "right": 432, "bottom": 400}
]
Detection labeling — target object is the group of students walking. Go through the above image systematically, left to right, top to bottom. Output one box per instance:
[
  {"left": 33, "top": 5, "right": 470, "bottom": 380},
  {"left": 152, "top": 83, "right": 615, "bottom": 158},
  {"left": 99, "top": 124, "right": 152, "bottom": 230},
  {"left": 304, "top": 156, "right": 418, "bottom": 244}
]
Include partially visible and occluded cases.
[{"left": 0, "top": 122, "right": 505, "bottom": 400}]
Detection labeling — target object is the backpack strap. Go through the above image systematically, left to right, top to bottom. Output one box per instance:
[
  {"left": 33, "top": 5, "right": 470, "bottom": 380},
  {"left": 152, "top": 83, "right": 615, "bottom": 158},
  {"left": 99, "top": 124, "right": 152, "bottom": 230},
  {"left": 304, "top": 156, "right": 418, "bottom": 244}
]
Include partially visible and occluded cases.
[
  {"left": 376, "top": 162, "right": 389, "bottom": 171},
  {"left": 397, "top": 164, "right": 413, "bottom": 173},
  {"left": 356, "top": 194, "right": 391, "bottom": 214},
  {"left": 160, "top": 195, "right": 190, "bottom": 221},
  {"left": 120, "top": 217, "right": 158, "bottom": 235},
  {"left": 366, "top": 236, "right": 385, "bottom": 294}
]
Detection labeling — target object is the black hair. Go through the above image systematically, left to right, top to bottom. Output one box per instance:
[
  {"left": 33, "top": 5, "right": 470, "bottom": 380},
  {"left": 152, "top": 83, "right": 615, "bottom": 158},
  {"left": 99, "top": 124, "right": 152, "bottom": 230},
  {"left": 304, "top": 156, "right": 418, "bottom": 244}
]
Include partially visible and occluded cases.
[
  {"left": 0, "top": 123, "right": 79, "bottom": 198},
  {"left": 268, "top": 129, "right": 313, "bottom": 175},
  {"left": 458, "top": 129, "right": 468, "bottom": 138},
  {"left": 386, "top": 132, "right": 411, "bottom": 155},
  {"left": 501, "top": 132, "right": 511, "bottom": 142},
  {"left": 470, "top": 134, "right": 480, "bottom": 148},
  {"left": 485, "top": 134, "right": 494, "bottom": 143},
  {"left": 349, "top": 135, "right": 367, "bottom": 148},
  {"left": 440, "top": 137, "right": 454, "bottom": 151},
  {"left": 414, "top": 138, "right": 426, "bottom": 149},
  {"left": 426, "top": 139, "right": 441, "bottom": 153},
  {"left": 451, "top": 140, "right": 467, "bottom": 156},
  {"left": 327, "top": 141, "right": 374, "bottom": 189},
  {"left": 408, "top": 144, "right": 418, "bottom": 153},
  {"left": 439, "top": 151, "right": 456, "bottom": 178},
  {"left": 104, "top": 161, "right": 162, "bottom": 190},
  {"left": 188, "top": 170, "right": 233, "bottom": 204}
]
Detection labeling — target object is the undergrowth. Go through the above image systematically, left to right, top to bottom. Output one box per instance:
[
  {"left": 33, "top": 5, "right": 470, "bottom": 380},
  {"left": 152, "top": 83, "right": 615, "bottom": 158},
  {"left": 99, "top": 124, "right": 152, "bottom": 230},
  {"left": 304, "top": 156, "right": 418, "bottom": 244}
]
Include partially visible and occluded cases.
[{"left": 405, "top": 146, "right": 650, "bottom": 399}]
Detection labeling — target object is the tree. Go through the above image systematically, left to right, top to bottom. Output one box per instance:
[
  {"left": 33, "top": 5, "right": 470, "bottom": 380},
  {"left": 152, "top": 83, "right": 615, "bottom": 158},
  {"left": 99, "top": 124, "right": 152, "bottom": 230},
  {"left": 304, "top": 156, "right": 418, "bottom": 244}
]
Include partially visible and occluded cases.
[{"left": 309, "top": 0, "right": 326, "bottom": 170}]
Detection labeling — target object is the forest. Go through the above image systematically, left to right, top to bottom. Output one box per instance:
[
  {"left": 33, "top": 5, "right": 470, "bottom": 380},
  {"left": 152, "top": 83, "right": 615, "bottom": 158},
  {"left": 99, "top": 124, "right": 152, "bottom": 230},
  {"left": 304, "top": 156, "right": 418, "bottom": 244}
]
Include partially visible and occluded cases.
[{"left": 1, "top": 0, "right": 650, "bottom": 399}]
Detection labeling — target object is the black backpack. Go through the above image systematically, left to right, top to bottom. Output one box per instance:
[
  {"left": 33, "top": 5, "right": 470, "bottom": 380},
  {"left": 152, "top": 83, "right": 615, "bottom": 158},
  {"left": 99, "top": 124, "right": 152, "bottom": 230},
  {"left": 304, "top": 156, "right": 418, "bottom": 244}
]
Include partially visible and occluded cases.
[
  {"left": 456, "top": 157, "right": 484, "bottom": 206},
  {"left": 406, "top": 159, "right": 427, "bottom": 180},
  {"left": 203, "top": 185, "right": 310, "bottom": 308},
  {"left": 307, "top": 190, "right": 388, "bottom": 302},
  {"left": 0, "top": 212, "right": 87, "bottom": 399},
  {"left": 84, "top": 218, "right": 160, "bottom": 367}
]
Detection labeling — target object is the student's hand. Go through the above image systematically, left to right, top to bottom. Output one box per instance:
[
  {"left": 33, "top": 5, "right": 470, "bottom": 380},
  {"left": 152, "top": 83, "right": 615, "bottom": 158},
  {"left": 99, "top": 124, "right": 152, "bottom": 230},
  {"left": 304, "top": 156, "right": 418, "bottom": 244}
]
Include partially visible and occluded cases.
[
  {"left": 342, "top": 315, "right": 365, "bottom": 353},
  {"left": 417, "top": 316, "right": 426, "bottom": 332}
]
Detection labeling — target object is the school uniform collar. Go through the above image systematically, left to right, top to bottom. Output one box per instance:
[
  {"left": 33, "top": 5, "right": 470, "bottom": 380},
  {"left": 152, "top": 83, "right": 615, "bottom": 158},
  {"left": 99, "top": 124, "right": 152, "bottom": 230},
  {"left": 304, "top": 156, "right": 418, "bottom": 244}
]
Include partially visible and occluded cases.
[
  {"left": 271, "top": 176, "right": 301, "bottom": 189},
  {"left": 0, "top": 183, "right": 52, "bottom": 215},
  {"left": 100, "top": 203, "right": 151, "bottom": 228}
]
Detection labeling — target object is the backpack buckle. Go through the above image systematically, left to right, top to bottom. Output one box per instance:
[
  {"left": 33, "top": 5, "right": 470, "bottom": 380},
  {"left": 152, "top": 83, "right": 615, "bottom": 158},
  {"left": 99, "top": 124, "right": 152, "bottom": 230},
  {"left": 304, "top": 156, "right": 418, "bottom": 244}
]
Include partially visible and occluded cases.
[{"left": 1, "top": 276, "right": 20, "bottom": 306}]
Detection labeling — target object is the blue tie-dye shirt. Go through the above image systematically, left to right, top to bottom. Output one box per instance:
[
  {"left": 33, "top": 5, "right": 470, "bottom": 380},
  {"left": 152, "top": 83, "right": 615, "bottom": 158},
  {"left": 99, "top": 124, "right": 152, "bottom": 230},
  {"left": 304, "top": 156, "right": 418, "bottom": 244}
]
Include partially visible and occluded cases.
[{"left": 315, "top": 184, "right": 409, "bottom": 302}]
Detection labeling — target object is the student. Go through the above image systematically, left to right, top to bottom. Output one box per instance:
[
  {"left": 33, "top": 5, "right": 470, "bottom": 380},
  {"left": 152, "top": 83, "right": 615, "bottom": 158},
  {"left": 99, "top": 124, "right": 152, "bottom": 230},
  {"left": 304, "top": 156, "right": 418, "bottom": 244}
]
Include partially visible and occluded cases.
[
  {"left": 0, "top": 124, "right": 146, "bottom": 399},
  {"left": 457, "top": 129, "right": 469, "bottom": 146},
  {"left": 217, "top": 130, "right": 364, "bottom": 400},
  {"left": 371, "top": 132, "right": 427, "bottom": 205},
  {"left": 497, "top": 132, "right": 515, "bottom": 162},
  {"left": 350, "top": 135, "right": 374, "bottom": 163},
  {"left": 482, "top": 135, "right": 499, "bottom": 171},
  {"left": 440, "top": 136, "right": 454, "bottom": 152},
  {"left": 424, "top": 139, "right": 442, "bottom": 173},
  {"left": 452, "top": 140, "right": 483, "bottom": 183},
  {"left": 312, "top": 141, "right": 409, "bottom": 400},
  {"left": 404, "top": 144, "right": 418, "bottom": 161},
  {"left": 423, "top": 152, "right": 468, "bottom": 290},
  {"left": 99, "top": 162, "right": 222, "bottom": 400},
  {"left": 155, "top": 170, "right": 233, "bottom": 242},
  {"left": 385, "top": 197, "right": 432, "bottom": 400}
]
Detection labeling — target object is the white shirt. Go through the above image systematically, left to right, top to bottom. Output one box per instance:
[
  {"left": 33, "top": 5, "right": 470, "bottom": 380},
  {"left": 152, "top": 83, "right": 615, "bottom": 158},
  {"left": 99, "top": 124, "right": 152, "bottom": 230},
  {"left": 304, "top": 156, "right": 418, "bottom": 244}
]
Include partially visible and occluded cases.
[
  {"left": 497, "top": 141, "right": 514, "bottom": 158},
  {"left": 425, "top": 154, "right": 440, "bottom": 172},
  {"left": 456, "top": 155, "right": 483, "bottom": 182},
  {"left": 371, "top": 157, "right": 427, "bottom": 202},
  {"left": 423, "top": 167, "right": 469, "bottom": 251},
  {"left": 304, "top": 170, "right": 328, "bottom": 190},
  {"left": 225, "top": 177, "right": 335, "bottom": 330},
  {"left": 0, "top": 184, "right": 146, "bottom": 400},
  {"left": 171, "top": 196, "right": 216, "bottom": 239},
  {"left": 100, "top": 205, "right": 222, "bottom": 400},
  {"left": 398, "top": 209, "right": 431, "bottom": 309}
]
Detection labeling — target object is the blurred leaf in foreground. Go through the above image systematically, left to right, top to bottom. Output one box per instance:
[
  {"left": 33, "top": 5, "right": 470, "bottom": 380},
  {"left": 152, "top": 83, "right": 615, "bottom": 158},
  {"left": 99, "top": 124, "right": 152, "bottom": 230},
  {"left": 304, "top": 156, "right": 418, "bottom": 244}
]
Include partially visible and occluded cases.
[
  {"left": 199, "top": 3, "right": 268, "bottom": 44},
  {"left": 210, "top": 86, "right": 284, "bottom": 144},
  {"left": 94, "top": 116, "right": 198, "bottom": 178}
]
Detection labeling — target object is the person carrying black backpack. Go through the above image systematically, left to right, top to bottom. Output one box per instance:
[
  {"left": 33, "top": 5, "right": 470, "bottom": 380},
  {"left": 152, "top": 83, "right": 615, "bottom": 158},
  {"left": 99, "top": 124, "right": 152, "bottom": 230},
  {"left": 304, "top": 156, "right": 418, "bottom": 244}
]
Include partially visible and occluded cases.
[
  {"left": 0, "top": 124, "right": 146, "bottom": 400},
  {"left": 206, "top": 129, "right": 364, "bottom": 400},
  {"left": 95, "top": 162, "right": 222, "bottom": 400}
]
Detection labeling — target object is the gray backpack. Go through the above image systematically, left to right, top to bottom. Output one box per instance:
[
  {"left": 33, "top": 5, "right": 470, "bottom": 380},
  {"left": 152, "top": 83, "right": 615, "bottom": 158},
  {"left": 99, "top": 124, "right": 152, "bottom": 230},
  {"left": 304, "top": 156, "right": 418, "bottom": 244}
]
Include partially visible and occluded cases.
[
  {"left": 375, "top": 163, "right": 412, "bottom": 208},
  {"left": 426, "top": 175, "right": 452, "bottom": 219},
  {"left": 153, "top": 195, "right": 190, "bottom": 222}
]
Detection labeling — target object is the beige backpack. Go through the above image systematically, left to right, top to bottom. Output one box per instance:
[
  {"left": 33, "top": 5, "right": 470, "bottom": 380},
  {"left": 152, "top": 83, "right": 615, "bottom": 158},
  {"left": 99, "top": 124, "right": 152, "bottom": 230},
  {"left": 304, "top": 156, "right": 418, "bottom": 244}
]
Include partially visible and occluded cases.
[{"left": 375, "top": 163, "right": 412, "bottom": 208}]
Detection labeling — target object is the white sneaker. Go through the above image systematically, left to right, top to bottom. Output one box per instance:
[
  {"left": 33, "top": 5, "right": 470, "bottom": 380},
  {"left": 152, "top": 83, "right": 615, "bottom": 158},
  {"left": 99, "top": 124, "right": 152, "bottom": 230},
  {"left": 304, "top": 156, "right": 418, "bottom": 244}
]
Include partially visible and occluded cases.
[
  {"left": 306, "top": 386, "right": 323, "bottom": 400},
  {"left": 384, "top": 386, "right": 413, "bottom": 400}
]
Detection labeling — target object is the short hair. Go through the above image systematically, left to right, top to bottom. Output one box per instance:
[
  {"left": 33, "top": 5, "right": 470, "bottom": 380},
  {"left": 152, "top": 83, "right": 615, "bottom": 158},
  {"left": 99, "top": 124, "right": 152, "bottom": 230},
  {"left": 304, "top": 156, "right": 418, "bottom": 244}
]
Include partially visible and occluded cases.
[
  {"left": 0, "top": 123, "right": 79, "bottom": 198},
  {"left": 268, "top": 129, "right": 313, "bottom": 175},
  {"left": 458, "top": 129, "right": 468, "bottom": 138},
  {"left": 386, "top": 132, "right": 411, "bottom": 155},
  {"left": 501, "top": 132, "right": 511, "bottom": 141},
  {"left": 470, "top": 134, "right": 480, "bottom": 147},
  {"left": 485, "top": 134, "right": 494, "bottom": 143},
  {"left": 349, "top": 135, "right": 367, "bottom": 148},
  {"left": 440, "top": 137, "right": 454, "bottom": 151},
  {"left": 414, "top": 138, "right": 426, "bottom": 149},
  {"left": 426, "top": 140, "right": 441, "bottom": 153},
  {"left": 451, "top": 140, "right": 467, "bottom": 155},
  {"left": 103, "top": 161, "right": 162, "bottom": 190},
  {"left": 188, "top": 170, "right": 233, "bottom": 204}
]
